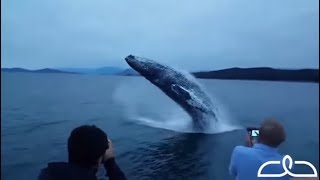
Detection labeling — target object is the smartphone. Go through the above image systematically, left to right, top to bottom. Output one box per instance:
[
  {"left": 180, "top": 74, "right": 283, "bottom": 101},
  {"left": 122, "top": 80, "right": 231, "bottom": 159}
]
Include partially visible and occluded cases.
[{"left": 246, "top": 127, "right": 260, "bottom": 144}]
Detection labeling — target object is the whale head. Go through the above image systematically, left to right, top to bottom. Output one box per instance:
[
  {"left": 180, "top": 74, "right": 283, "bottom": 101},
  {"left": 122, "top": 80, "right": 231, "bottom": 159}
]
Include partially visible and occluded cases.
[
  {"left": 125, "top": 55, "right": 169, "bottom": 83},
  {"left": 125, "top": 55, "right": 188, "bottom": 97}
]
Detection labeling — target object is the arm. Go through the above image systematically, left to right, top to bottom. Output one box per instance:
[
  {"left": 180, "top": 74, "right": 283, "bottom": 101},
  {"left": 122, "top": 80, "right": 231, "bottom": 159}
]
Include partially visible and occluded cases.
[
  {"left": 229, "top": 131, "right": 252, "bottom": 178},
  {"left": 103, "top": 139, "right": 127, "bottom": 180},
  {"left": 229, "top": 147, "right": 238, "bottom": 177},
  {"left": 104, "top": 158, "right": 126, "bottom": 180}
]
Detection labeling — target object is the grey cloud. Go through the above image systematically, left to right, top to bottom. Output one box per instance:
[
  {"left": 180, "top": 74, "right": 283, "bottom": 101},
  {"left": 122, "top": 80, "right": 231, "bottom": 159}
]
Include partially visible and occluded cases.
[{"left": 1, "top": 0, "right": 319, "bottom": 70}]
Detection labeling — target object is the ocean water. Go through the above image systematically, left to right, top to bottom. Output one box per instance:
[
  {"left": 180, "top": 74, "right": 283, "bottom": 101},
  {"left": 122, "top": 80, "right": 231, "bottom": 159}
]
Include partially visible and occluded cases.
[{"left": 1, "top": 72, "right": 319, "bottom": 180}]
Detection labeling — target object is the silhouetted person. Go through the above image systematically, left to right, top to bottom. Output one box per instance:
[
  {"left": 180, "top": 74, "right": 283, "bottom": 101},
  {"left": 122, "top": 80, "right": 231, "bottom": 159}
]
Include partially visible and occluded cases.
[
  {"left": 229, "top": 119, "right": 291, "bottom": 180},
  {"left": 39, "top": 125, "right": 126, "bottom": 180}
]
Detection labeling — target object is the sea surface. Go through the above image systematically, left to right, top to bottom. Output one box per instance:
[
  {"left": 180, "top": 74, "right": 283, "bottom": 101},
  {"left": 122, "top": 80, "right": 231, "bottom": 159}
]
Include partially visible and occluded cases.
[{"left": 1, "top": 72, "right": 319, "bottom": 180}]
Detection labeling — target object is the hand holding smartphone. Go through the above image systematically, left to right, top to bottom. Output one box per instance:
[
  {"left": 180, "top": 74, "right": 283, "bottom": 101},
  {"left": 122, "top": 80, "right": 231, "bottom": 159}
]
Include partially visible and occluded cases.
[{"left": 246, "top": 127, "right": 260, "bottom": 145}]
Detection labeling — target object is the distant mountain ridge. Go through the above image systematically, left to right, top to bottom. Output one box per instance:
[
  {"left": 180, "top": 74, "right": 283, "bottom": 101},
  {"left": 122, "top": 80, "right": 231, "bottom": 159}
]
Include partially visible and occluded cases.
[
  {"left": 1, "top": 67, "right": 318, "bottom": 83},
  {"left": 58, "top": 67, "right": 123, "bottom": 75},
  {"left": 192, "top": 67, "right": 319, "bottom": 82},
  {"left": 1, "top": 68, "right": 77, "bottom": 74},
  {"left": 118, "top": 68, "right": 140, "bottom": 76}
]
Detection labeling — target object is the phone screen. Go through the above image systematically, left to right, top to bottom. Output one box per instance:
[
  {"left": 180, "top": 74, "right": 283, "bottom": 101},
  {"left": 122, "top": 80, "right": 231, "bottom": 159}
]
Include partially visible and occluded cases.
[
  {"left": 247, "top": 128, "right": 259, "bottom": 144},
  {"left": 251, "top": 130, "right": 259, "bottom": 137}
]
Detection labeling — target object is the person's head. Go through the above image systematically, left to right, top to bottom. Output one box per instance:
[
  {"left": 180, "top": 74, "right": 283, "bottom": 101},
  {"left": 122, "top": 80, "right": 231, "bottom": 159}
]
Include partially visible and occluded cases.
[
  {"left": 258, "top": 119, "right": 286, "bottom": 148},
  {"left": 68, "top": 125, "right": 109, "bottom": 168}
]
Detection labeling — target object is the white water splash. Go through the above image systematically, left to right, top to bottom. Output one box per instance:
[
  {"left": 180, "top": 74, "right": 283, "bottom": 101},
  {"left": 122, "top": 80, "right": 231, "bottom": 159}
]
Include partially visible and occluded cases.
[{"left": 132, "top": 107, "right": 241, "bottom": 134}]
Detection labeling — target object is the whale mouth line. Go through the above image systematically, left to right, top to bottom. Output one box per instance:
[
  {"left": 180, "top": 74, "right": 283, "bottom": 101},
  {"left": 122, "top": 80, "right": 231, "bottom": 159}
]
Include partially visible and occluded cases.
[{"left": 124, "top": 55, "right": 217, "bottom": 131}]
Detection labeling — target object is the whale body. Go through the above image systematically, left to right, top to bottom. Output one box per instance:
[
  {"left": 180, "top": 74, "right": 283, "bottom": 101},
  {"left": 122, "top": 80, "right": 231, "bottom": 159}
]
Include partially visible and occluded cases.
[{"left": 125, "top": 55, "right": 217, "bottom": 130}]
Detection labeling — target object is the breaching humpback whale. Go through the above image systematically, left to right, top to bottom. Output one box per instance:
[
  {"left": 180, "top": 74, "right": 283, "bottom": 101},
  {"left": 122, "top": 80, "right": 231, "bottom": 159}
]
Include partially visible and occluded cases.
[{"left": 125, "top": 55, "right": 217, "bottom": 130}]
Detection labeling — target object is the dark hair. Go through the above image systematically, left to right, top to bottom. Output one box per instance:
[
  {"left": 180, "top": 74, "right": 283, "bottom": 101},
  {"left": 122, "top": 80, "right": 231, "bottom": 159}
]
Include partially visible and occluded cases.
[
  {"left": 259, "top": 119, "right": 286, "bottom": 148},
  {"left": 68, "top": 125, "right": 109, "bottom": 167}
]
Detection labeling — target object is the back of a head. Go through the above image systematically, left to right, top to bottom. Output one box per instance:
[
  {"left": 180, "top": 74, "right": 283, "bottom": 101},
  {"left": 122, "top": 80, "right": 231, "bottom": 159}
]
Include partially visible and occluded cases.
[
  {"left": 259, "top": 119, "right": 286, "bottom": 148},
  {"left": 68, "top": 125, "right": 109, "bottom": 168}
]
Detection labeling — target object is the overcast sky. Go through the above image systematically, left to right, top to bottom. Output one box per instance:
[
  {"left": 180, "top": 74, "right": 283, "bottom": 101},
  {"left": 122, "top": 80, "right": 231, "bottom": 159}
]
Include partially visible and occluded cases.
[{"left": 1, "top": 0, "right": 319, "bottom": 71}]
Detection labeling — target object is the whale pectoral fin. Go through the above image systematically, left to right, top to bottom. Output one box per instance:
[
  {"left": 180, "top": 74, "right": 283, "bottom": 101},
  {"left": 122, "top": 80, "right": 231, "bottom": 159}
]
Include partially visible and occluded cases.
[{"left": 171, "top": 84, "right": 192, "bottom": 100}]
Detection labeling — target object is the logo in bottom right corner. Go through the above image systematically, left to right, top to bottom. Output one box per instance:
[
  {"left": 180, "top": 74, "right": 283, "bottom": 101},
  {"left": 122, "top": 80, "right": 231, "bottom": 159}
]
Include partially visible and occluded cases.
[{"left": 257, "top": 155, "right": 318, "bottom": 178}]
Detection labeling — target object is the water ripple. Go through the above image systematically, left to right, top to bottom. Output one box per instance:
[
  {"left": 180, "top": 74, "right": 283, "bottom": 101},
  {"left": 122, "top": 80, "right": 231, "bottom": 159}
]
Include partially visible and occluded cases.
[
  {"left": 23, "top": 120, "right": 69, "bottom": 134},
  {"left": 120, "top": 134, "right": 211, "bottom": 180}
]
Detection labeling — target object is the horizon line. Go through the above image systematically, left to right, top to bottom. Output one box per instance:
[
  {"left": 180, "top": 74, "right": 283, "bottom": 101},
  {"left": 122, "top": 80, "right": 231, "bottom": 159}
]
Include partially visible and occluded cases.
[{"left": 1, "top": 66, "right": 319, "bottom": 71}]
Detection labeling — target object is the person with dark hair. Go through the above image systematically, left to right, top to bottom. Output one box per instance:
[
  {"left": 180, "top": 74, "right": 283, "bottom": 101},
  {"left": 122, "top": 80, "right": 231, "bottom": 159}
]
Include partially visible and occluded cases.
[
  {"left": 229, "top": 119, "right": 291, "bottom": 180},
  {"left": 39, "top": 125, "right": 126, "bottom": 180}
]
